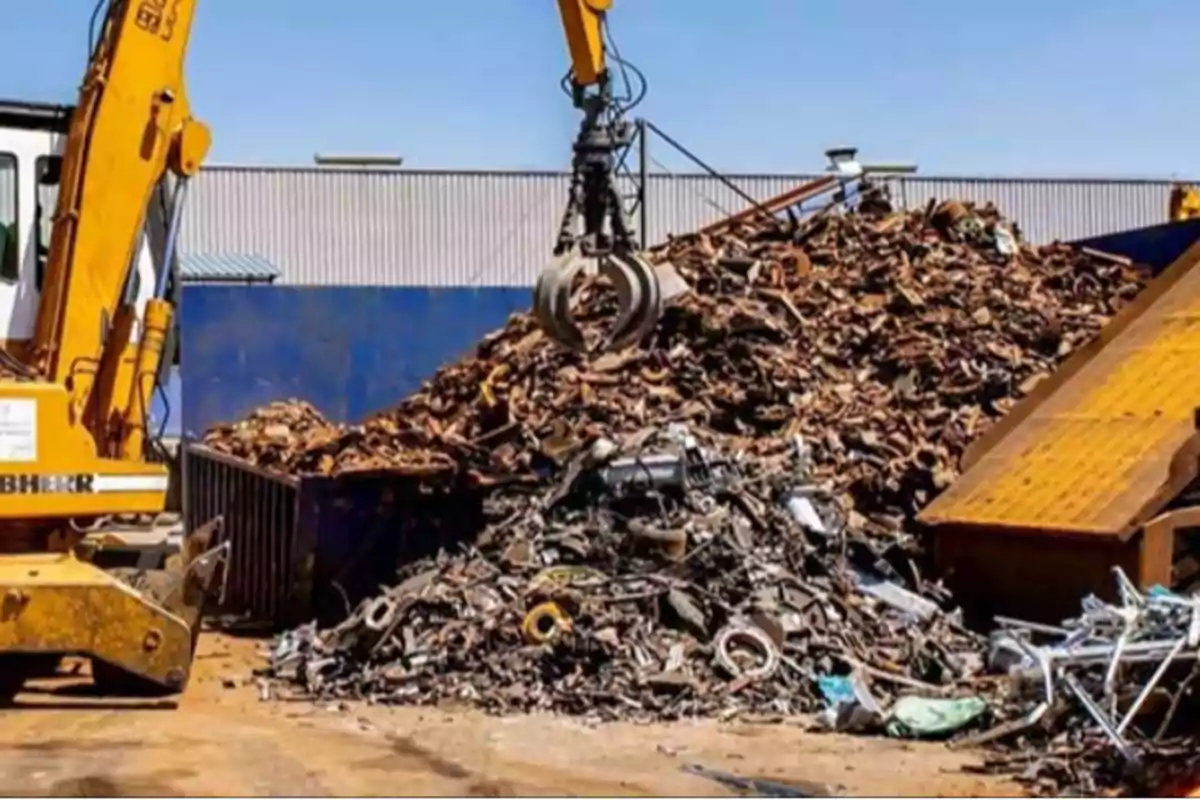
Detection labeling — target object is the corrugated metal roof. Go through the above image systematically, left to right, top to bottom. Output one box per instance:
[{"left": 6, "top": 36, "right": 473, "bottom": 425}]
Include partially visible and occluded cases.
[
  {"left": 0, "top": 161, "right": 1185, "bottom": 288},
  {"left": 179, "top": 168, "right": 1180, "bottom": 287},
  {"left": 179, "top": 252, "right": 279, "bottom": 283}
]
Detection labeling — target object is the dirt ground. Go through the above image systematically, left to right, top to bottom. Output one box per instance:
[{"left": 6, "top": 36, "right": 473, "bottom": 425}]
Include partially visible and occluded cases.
[{"left": 0, "top": 634, "right": 1022, "bottom": 797}]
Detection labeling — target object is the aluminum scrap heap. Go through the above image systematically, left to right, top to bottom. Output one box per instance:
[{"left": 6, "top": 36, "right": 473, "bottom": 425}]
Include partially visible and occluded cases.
[
  {"left": 205, "top": 200, "right": 1157, "bottom": 775},
  {"left": 973, "top": 570, "right": 1200, "bottom": 796}
]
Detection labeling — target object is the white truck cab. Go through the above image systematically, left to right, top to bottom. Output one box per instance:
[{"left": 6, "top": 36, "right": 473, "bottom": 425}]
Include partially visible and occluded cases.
[{"left": 0, "top": 99, "right": 158, "bottom": 347}]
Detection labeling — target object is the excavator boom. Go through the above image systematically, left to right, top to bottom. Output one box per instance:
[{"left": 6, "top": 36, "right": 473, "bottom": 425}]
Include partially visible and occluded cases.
[
  {"left": 0, "top": 0, "right": 221, "bottom": 700},
  {"left": 35, "top": 0, "right": 208, "bottom": 397},
  {"left": 556, "top": 0, "right": 609, "bottom": 86}
]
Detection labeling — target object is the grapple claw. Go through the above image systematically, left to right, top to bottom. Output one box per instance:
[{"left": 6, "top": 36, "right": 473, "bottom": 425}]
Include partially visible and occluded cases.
[{"left": 533, "top": 247, "right": 669, "bottom": 354}]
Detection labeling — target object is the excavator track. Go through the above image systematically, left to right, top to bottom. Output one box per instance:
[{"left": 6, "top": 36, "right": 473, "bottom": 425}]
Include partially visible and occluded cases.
[{"left": 921, "top": 236, "right": 1200, "bottom": 621}]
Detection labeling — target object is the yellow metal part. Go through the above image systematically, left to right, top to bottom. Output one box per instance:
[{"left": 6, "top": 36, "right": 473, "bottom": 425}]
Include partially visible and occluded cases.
[
  {"left": 28, "top": 0, "right": 205, "bottom": 455},
  {"left": 557, "top": 0, "right": 609, "bottom": 86},
  {"left": 173, "top": 118, "right": 212, "bottom": 178},
  {"left": 1170, "top": 184, "right": 1200, "bottom": 222},
  {"left": 921, "top": 236, "right": 1200, "bottom": 537},
  {"left": 121, "top": 298, "right": 172, "bottom": 461},
  {"left": 83, "top": 304, "right": 137, "bottom": 456},
  {"left": 0, "top": 384, "right": 166, "bottom": 519},
  {"left": 0, "top": 552, "right": 193, "bottom": 691},
  {"left": 522, "top": 601, "right": 572, "bottom": 645}
]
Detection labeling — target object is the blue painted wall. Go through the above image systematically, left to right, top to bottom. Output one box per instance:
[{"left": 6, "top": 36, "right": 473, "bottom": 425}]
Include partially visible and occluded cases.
[
  {"left": 1071, "top": 218, "right": 1200, "bottom": 275},
  {"left": 179, "top": 285, "right": 528, "bottom": 436},
  {"left": 149, "top": 366, "right": 182, "bottom": 439}
]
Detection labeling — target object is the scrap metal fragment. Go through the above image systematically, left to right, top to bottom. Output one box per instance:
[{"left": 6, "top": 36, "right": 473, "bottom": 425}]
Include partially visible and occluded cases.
[
  {"left": 231, "top": 201, "right": 1155, "bottom": 781},
  {"left": 522, "top": 601, "right": 573, "bottom": 645},
  {"left": 714, "top": 624, "right": 781, "bottom": 681}
]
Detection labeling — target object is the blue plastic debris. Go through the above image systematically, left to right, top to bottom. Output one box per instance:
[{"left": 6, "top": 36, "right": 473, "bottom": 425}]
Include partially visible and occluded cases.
[
  {"left": 816, "top": 673, "right": 884, "bottom": 733},
  {"left": 817, "top": 675, "right": 856, "bottom": 707}
]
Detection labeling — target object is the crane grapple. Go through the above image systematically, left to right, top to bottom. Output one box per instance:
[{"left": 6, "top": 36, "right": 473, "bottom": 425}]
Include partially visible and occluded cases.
[
  {"left": 534, "top": 0, "right": 682, "bottom": 354},
  {"left": 534, "top": 249, "right": 665, "bottom": 353}
]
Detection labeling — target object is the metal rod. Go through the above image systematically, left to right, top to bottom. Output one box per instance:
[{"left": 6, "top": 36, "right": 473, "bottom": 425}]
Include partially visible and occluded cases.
[
  {"left": 637, "top": 119, "right": 648, "bottom": 246},
  {"left": 640, "top": 119, "right": 776, "bottom": 224},
  {"left": 155, "top": 177, "right": 189, "bottom": 299},
  {"left": 994, "top": 616, "right": 1071, "bottom": 636},
  {"left": 1103, "top": 630, "right": 1131, "bottom": 712},
  {"left": 1116, "top": 634, "right": 1188, "bottom": 736},
  {"left": 1037, "top": 638, "right": 1191, "bottom": 665},
  {"left": 1062, "top": 672, "right": 1137, "bottom": 763}
]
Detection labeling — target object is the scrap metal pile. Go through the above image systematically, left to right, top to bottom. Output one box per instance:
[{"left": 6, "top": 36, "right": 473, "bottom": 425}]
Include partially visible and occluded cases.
[
  {"left": 207, "top": 199, "right": 1162, "bottom": 789},
  {"left": 267, "top": 426, "right": 983, "bottom": 722},
  {"left": 965, "top": 570, "right": 1200, "bottom": 796}
]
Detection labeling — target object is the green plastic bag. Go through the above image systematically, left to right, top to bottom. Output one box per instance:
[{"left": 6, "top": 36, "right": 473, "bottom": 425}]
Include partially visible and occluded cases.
[{"left": 885, "top": 695, "right": 987, "bottom": 739}]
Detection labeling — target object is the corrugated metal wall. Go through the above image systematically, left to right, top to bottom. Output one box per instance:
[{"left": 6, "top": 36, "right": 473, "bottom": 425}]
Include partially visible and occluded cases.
[
  {"left": 0, "top": 162, "right": 1180, "bottom": 285},
  {"left": 181, "top": 167, "right": 1179, "bottom": 287},
  {"left": 181, "top": 168, "right": 880, "bottom": 286},
  {"left": 886, "top": 177, "right": 1172, "bottom": 244}
]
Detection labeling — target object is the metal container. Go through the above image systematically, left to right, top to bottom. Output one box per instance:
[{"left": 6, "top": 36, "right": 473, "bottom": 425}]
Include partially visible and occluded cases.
[
  {"left": 923, "top": 222, "right": 1200, "bottom": 623},
  {"left": 182, "top": 443, "right": 482, "bottom": 627}
]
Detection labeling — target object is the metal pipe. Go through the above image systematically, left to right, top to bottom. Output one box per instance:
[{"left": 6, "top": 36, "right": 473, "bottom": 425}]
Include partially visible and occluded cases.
[
  {"left": 637, "top": 119, "right": 648, "bottom": 245},
  {"left": 640, "top": 119, "right": 774, "bottom": 222},
  {"left": 313, "top": 154, "right": 404, "bottom": 167},
  {"left": 861, "top": 163, "right": 918, "bottom": 174},
  {"left": 154, "top": 177, "right": 189, "bottom": 300},
  {"left": 994, "top": 616, "right": 1071, "bottom": 636},
  {"left": 1008, "top": 634, "right": 1192, "bottom": 664},
  {"left": 1116, "top": 634, "right": 1188, "bottom": 736},
  {"left": 1062, "top": 673, "right": 1137, "bottom": 763}
]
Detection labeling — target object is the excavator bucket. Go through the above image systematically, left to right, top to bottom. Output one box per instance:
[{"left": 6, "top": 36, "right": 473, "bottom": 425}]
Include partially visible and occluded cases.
[
  {"left": 533, "top": 247, "right": 685, "bottom": 353},
  {"left": 0, "top": 518, "right": 228, "bottom": 700}
]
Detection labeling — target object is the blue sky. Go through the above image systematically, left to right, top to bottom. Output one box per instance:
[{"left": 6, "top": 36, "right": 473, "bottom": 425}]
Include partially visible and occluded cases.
[{"left": 2, "top": 1, "right": 1198, "bottom": 176}]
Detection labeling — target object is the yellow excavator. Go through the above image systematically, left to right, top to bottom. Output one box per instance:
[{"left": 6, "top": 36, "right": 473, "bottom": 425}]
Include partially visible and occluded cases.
[
  {"left": 0, "top": 0, "right": 663, "bottom": 698},
  {"left": 0, "top": 0, "right": 225, "bottom": 699},
  {"left": 1170, "top": 183, "right": 1200, "bottom": 221}
]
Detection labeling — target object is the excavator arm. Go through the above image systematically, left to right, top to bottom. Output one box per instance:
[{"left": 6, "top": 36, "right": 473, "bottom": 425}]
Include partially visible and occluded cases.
[
  {"left": 0, "top": 0, "right": 208, "bottom": 525},
  {"left": 33, "top": 0, "right": 209, "bottom": 455},
  {"left": 534, "top": 0, "right": 679, "bottom": 354},
  {"left": 557, "top": 0, "right": 609, "bottom": 87}
]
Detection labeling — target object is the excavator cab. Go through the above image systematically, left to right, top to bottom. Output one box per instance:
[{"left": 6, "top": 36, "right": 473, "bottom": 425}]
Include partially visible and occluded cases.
[{"left": 0, "top": 102, "right": 158, "bottom": 354}]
